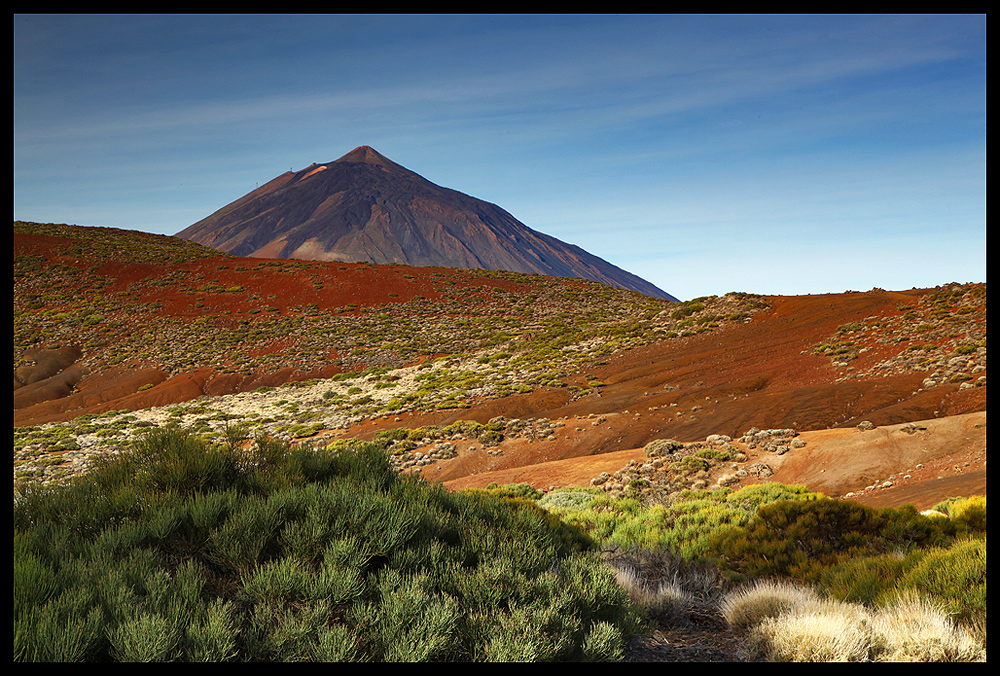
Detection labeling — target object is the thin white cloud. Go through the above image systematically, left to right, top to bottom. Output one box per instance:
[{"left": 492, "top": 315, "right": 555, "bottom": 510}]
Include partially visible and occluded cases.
[{"left": 14, "top": 14, "right": 985, "bottom": 298}]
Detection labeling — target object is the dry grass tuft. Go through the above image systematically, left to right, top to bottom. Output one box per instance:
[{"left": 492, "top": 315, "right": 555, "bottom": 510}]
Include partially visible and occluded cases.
[
  {"left": 604, "top": 547, "right": 728, "bottom": 627},
  {"left": 612, "top": 566, "right": 692, "bottom": 626},
  {"left": 719, "top": 578, "right": 820, "bottom": 633},
  {"left": 722, "top": 580, "right": 986, "bottom": 662},
  {"left": 869, "top": 591, "right": 986, "bottom": 662},
  {"left": 744, "top": 597, "right": 872, "bottom": 662}
]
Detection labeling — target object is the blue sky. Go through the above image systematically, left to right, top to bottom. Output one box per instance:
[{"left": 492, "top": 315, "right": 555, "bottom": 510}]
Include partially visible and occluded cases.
[{"left": 14, "top": 14, "right": 985, "bottom": 301}]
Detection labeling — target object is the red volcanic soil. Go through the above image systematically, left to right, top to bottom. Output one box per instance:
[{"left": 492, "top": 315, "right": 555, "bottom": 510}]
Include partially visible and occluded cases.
[
  {"left": 13, "top": 226, "right": 987, "bottom": 510},
  {"left": 14, "top": 228, "right": 537, "bottom": 426},
  {"left": 15, "top": 228, "right": 542, "bottom": 321},
  {"left": 15, "top": 231, "right": 453, "bottom": 313},
  {"left": 346, "top": 288, "right": 985, "bottom": 441},
  {"left": 323, "top": 289, "right": 987, "bottom": 510},
  {"left": 332, "top": 406, "right": 985, "bottom": 512},
  {"left": 431, "top": 415, "right": 986, "bottom": 512}
]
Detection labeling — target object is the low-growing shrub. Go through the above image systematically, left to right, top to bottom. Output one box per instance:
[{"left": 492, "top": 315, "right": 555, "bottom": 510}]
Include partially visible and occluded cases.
[
  {"left": 373, "top": 427, "right": 412, "bottom": 444},
  {"left": 13, "top": 428, "right": 643, "bottom": 662},
  {"left": 643, "top": 438, "right": 683, "bottom": 457},
  {"left": 695, "top": 447, "right": 731, "bottom": 462},
  {"left": 669, "top": 456, "right": 710, "bottom": 474},
  {"left": 475, "top": 482, "right": 544, "bottom": 501},
  {"left": 548, "top": 484, "right": 822, "bottom": 559},
  {"left": 538, "top": 487, "right": 603, "bottom": 512},
  {"left": 934, "top": 495, "right": 987, "bottom": 535},
  {"left": 706, "top": 497, "right": 958, "bottom": 583},
  {"left": 814, "top": 532, "right": 986, "bottom": 626},
  {"left": 894, "top": 537, "right": 986, "bottom": 624},
  {"left": 813, "top": 548, "right": 926, "bottom": 609}
]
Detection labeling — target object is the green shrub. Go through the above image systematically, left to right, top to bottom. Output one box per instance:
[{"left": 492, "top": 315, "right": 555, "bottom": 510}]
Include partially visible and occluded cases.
[
  {"left": 670, "top": 301, "right": 704, "bottom": 320},
  {"left": 442, "top": 419, "right": 484, "bottom": 437},
  {"left": 406, "top": 426, "right": 442, "bottom": 442},
  {"left": 12, "top": 427, "right": 642, "bottom": 662},
  {"left": 373, "top": 427, "right": 412, "bottom": 444},
  {"left": 476, "top": 428, "right": 504, "bottom": 446},
  {"left": 644, "top": 438, "right": 683, "bottom": 457},
  {"left": 695, "top": 447, "right": 731, "bottom": 462},
  {"left": 669, "top": 456, "right": 710, "bottom": 474},
  {"left": 480, "top": 482, "right": 545, "bottom": 501},
  {"left": 722, "top": 483, "right": 821, "bottom": 514},
  {"left": 549, "top": 484, "right": 822, "bottom": 559},
  {"left": 538, "top": 488, "right": 603, "bottom": 511},
  {"left": 936, "top": 495, "right": 987, "bottom": 536},
  {"left": 707, "top": 498, "right": 958, "bottom": 584},
  {"left": 894, "top": 537, "right": 986, "bottom": 624},
  {"left": 814, "top": 548, "right": 927, "bottom": 608}
]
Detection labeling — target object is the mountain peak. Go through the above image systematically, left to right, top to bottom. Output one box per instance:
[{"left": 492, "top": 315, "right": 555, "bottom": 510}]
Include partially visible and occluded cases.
[
  {"left": 335, "top": 145, "right": 396, "bottom": 167},
  {"left": 178, "top": 147, "right": 678, "bottom": 300}
]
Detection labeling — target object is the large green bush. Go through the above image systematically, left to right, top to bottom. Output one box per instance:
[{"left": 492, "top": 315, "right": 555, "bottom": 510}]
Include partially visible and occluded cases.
[
  {"left": 13, "top": 427, "right": 644, "bottom": 662},
  {"left": 545, "top": 482, "right": 821, "bottom": 558},
  {"left": 705, "top": 497, "right": 960, "bottom": 584},
  {"left": 815, "top": 536, "right": 987, "bottom": 625}
]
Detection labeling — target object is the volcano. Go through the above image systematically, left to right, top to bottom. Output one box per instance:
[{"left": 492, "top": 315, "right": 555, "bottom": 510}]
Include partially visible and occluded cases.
[{"left": 177, "top": 146, "right": 677, "bottom": 300}]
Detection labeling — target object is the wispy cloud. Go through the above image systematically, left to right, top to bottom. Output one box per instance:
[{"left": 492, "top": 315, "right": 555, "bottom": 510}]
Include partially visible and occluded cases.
[{"left": 14, "top": 14, "right": 985, "bottom": 297}]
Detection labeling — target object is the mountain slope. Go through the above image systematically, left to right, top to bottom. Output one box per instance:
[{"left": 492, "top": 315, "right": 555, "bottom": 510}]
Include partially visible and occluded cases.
[
  {"left": 177, "top": 146, "right": 677, "bottom": 300},
  {"left": 13, "top": 222, "right": 986, "bottom": 511}
]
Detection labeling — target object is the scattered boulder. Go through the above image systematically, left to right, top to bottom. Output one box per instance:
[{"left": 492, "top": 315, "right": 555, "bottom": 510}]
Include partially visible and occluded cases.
[
  {"left": 739, "top": 427, "right": 800, "bottom": 452},
  {"left": 744, "top": 462, "right": 774, "bottom": 478},
  {"left": 716, "top": 473, "right": 740, "bottom": 487}
]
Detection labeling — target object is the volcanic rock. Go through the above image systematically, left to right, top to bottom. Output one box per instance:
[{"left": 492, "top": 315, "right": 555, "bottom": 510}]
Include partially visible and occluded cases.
[{"left": 177, "top": 146, "right": 676, "bottom": 300}]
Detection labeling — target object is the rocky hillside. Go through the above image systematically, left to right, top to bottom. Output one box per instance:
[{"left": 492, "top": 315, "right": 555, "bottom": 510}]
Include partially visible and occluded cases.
[
  {"left": 13, "top": 221, "right": 986, "bottom": 511},
  {"left": 15, "top": 221, "right": 687, "bottom": 424}
]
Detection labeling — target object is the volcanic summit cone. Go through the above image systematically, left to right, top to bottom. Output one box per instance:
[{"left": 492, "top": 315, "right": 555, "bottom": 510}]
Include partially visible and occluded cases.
[{"left": 177, "top": 146, "right": 676, "bottom": 300}]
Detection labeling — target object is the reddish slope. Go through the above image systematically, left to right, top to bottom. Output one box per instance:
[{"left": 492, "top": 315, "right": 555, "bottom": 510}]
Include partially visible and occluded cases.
[
  {"left": 13, "top": 223, "right": 986, "bottom": 510},
  {"left": 14, "top": 223, "right": 546, "bottom": 425},
  {"left": 325, "top": 287, "right": 986, "bottom": 509},
  {"left": 350, "top": 288, "right": 984, "bottom": 438},
  {"left": 429, "top": 412, "right": 986, "bottom": 512}
]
